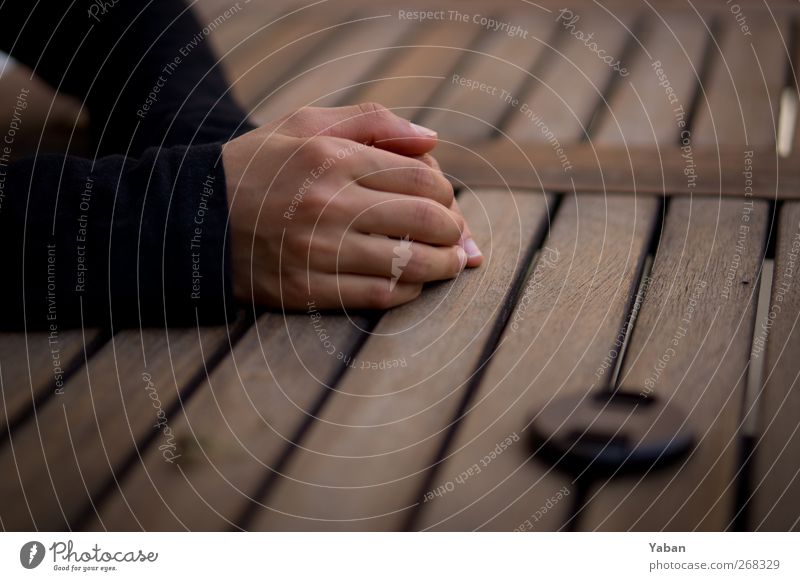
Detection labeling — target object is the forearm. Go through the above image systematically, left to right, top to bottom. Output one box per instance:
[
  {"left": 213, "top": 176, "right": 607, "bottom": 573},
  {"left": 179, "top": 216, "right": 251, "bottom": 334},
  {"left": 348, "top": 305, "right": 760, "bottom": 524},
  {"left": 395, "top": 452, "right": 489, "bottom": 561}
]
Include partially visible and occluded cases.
[{"left": 0, "top": 144, "right": 235, "bottom": 330}]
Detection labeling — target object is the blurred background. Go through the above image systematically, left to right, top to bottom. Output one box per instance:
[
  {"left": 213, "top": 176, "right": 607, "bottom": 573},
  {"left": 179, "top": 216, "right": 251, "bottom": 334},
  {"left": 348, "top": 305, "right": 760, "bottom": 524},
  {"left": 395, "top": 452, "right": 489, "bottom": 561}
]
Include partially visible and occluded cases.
[{"left": 2, "top": 0, "right": 796, "bottom": 159}]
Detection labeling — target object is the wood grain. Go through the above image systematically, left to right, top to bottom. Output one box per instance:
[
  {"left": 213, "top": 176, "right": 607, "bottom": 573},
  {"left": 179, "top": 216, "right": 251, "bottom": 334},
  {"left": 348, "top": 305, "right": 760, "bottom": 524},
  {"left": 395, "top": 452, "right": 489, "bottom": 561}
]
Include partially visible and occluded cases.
[
  {"left": 2, "top": 0, "right": 794, "bottom": 532},
  {"left": 220, "top": 4, "right": 355, "bottom": 111},
  {"left": 420, "top": 6, "right": 692, "bottom": 530},
  {"left": 503, "top": 7, "right": 636, "bottom": 141},
  {"left": 416, "top": 10, "right": 555, "bottom": 141},
  {"left": 249, "top": 14, "right": 413, "bottom": 124},
  {"left": 582, "top": 18, "right": 785, "bottom": 530},
  {"left": 751, "top": 18, "right": 800, "bottom": 528},
  {"left": 347, "top": 19, "right": 484, "bottom": 119},
  {"left": 435, "top": 142, "right": 798, "bottom": 199},
  {"left": 251, "top": 189, "right": 551, "bottom": 530},
  {"left": 416, "top": 193, "right": 658, "bottom": 530},
  {"left": 752, "top": 202, "right": 800, "bottom": 530},
  {"left": 89, "top": 313, "right": 367, "bottom": 530},
  {"left": 0, "top": 325, "right": 235, "bottom": 530},
  {"left": 0, "top": 330, "right": 103, "bottom": 436}
]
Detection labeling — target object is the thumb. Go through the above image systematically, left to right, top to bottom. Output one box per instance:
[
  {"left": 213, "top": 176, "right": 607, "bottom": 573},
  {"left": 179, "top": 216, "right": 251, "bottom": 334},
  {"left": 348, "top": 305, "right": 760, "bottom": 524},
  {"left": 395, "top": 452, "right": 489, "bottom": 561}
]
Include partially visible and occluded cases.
[{"left": 280, "top": 103, "right": 438, "bottom": 155}]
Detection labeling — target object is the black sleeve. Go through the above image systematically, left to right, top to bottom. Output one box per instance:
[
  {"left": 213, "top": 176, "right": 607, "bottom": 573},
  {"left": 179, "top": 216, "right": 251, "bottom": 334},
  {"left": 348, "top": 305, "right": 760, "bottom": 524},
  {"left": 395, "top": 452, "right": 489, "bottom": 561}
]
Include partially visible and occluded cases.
[
  {"left": 0, "top": 0, "right": 258, "bottom": 329},
  {"left": 0, "top": 0, "right": 255, "bottom": 155},
  {"left": 0, "top": 143, "right": 234, "bottom": 329}
]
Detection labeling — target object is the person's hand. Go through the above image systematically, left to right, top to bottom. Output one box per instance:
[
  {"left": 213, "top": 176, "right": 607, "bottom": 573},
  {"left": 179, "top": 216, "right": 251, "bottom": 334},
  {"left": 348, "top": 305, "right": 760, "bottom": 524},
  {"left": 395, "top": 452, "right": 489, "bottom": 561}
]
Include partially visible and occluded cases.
[{"left": 222, "top": 103, "right": 483, "bottom": 310}]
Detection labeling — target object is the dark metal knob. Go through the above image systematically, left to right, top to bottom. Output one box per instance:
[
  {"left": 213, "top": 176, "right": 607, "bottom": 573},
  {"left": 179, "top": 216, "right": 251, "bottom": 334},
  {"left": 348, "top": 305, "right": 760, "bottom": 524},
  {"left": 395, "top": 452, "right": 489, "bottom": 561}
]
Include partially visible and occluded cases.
[{"left": 529, "top": 390, "right": 694, "bottom": 477}]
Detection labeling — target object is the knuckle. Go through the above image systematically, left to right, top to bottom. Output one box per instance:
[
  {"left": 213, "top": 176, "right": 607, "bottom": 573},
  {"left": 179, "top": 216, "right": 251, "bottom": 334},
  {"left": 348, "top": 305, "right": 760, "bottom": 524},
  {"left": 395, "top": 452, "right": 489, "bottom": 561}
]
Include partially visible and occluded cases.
[
  {"left": 357, "top": 101, "right": 389, "bottom": 119},
  {"left": 296, "top": 106, "right": 321, "bottom": 119},
  {"left": 278, "top": 107, "right": 320, "bottom": 136},
  {"left": 272, "top": 110, "right": 297, "bottom": 131},
  {"left": 298, "top": 136, "right": 334, "bottom": 164},
  {"left": 408, "top": 164, "right": 436, "bottom": 194},
  {"left": 439, "top": 178, "right": 455, "bottom": 205},
  {"left": 302, "top": 188, "right": 330, "bottom": 215},
  {"left": 323, "top": 192, "right": 351, "bottom": 223},
  {"left": 412, "top": 200, "right": 435, "bottom": 231},
  {"left": 284, "top": 233, "right": 311, "bottom": 260},
  {"left": 315, "top": 235, "right": 342, "bottom": 261},
  {"left": 283, "top": 270, "right": 309, "bottom": 299}
]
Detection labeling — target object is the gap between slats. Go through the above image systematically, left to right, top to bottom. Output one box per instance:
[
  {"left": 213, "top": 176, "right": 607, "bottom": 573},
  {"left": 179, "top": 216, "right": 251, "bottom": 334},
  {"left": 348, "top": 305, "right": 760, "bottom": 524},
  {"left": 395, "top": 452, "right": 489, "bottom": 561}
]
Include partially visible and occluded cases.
[{"left": 71, "top": 315, "right": 254, "bottom": 530}]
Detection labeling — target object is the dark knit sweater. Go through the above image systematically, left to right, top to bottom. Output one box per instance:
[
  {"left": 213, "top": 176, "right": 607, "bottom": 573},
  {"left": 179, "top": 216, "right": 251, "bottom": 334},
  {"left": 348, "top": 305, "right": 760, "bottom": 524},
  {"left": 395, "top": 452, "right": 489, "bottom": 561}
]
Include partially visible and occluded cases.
[{"left": 0, "top": 0, "right": 255, "bottom": 329}]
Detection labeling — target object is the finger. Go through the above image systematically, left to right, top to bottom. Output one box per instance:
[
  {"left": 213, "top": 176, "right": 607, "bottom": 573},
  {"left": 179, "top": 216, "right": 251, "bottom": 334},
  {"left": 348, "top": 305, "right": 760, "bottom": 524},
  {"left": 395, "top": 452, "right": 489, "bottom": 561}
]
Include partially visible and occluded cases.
[
  {"left": 278, "top": 103, "right": 438, "bottom": 156},
  {"left": 352, "top": 147, "right": 454, "bottom": 207},
  {"left": 413, "top": 153, "right": 441, "bottom": 171},
  {"left": 412, "top": 154, "right": 482, "bottom": 265},
  {"left": 412, "top": 155, "right": 471, "bottom": 244},
  {"left": 347, "top": 190, "right": 463, "bottom": 245},
  {"left": 449, "top": 198, "right": 483, "bottom": 267},
  {"left": 329, "top": 233, "right": 467, "bottom": 283},
  {"left": 304, "top": 273, "right": 424, "bottom": 310}
]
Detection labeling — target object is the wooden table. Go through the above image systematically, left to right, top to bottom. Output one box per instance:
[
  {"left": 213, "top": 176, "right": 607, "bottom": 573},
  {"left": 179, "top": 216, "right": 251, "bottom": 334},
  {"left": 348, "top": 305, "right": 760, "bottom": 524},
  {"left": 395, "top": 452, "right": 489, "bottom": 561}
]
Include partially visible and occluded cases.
[{"left": 2, "top": 0, "right": 800, "bottom": 531}]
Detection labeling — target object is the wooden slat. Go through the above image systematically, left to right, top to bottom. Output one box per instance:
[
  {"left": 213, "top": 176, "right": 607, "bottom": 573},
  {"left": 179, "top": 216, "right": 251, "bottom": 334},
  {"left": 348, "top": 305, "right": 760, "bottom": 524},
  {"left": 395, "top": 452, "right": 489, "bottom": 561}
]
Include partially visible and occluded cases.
[
  {"left": 2, "top": 0, "right": 790, "bottom": 534},
  {"left": 200, "top": 0, "right": 286, "bottom": 57},
  {"left": 221, "top": 5, "right": 353, "bottom": 111},
  {"left": 503, "top": 7, "right": 636, "bottom": 140},
  {"left": 92, "top": 9, "right": 541, "bottom": 533},
  {"left": 416, "top": 9, "right": 695, "bottom": 531},
  {"left": 415, "top": 10, "right": 554, "bottom": 140},
  {"left": 751, "top": 12, "right": 800, "bottom": 532},
  {"left": 592, "top": 14, "right": 707, "bottom": 144},
  {"left": 233, "top": 15, "right": 550, "bottom": 531},
  {"left": 250, "top": 15, "right": 413, "bottom": 124},
  {"left": 582, "top": 18, "right": 785, "bottom": 530},
  {"left": 347, "top": 19, "right": 484, "bottom": 119},
  {"left": 791, "top": 19, "right": 800, "bottom": 155},
  {"left": 691, "top": 20, "right": 785, "bottom": 147},
  {"left": 435, "top": 142, "right": 800, "bottom": 199},
  {"left": 250, "top": 188, "right": 551, "bottom": 530},
  {"left": 417, "top": 197, "right": 658, "bottom": 531},
  {"left": 581, "top": 201, "right": 768, "bottom": 530},
  {"left": 752, "top": 203, "right": 800, "bottom": 530},
  {"left": 88, "top": 313, "right": 366, "bottom": 530},
  {"left": 0, "top": 324, "right": 236, "bottom": 530},
  {"left": 0, "top": 330, "right": 103, "bottom": 435}
]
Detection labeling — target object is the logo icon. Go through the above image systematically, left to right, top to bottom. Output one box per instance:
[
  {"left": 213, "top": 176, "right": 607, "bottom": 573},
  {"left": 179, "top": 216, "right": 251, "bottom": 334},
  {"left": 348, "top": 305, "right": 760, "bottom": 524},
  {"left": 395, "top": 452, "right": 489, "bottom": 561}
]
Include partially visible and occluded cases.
[
  {"left": 390, "top": 235, "right": 413, "bottom": 291},
  {"left": 20, "top": 541, "right": 45, "bottom": 569}
]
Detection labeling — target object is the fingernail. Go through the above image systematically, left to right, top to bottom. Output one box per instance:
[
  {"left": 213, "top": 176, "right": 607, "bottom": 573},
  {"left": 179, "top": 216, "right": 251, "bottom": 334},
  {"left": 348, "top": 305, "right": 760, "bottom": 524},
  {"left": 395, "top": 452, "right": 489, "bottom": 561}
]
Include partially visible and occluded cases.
[
  {"left": 410, "top": 122, "right": 437, "bottom": 137},
  {"left": 464, "top": 238, "right": 482, "bottom": 258},
  {"left": 457, "top": 246, "right": 468, "bottom": 269}
]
